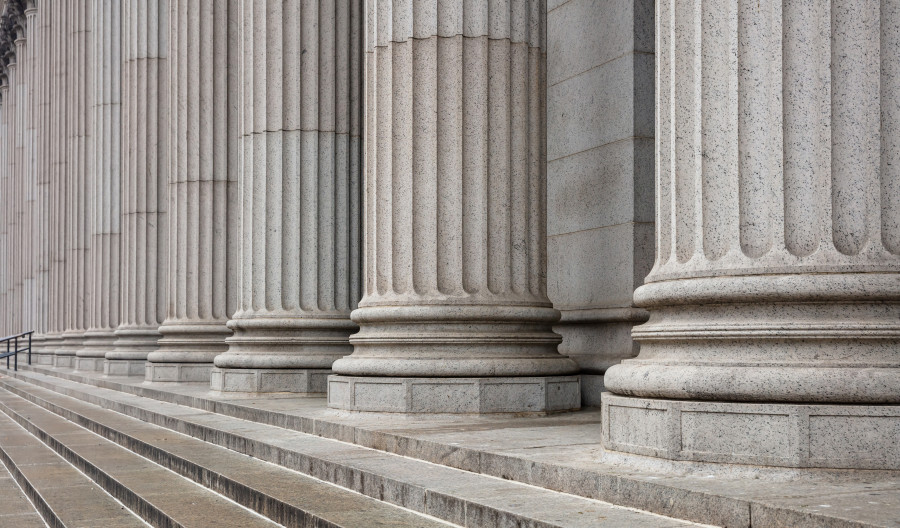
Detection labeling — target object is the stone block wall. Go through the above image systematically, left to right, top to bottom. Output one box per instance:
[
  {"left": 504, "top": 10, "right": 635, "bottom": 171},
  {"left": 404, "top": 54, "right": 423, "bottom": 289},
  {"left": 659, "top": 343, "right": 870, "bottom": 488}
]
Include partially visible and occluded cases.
[{"left": 547, "top": 0, "right": 655, "bottom": 405}]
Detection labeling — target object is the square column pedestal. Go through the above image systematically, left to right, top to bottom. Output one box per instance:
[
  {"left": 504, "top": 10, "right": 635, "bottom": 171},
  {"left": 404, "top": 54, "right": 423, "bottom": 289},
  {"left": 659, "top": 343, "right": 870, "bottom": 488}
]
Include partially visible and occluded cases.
[{"left": 328, "top": 376, "right": 581, "bottom": 414}]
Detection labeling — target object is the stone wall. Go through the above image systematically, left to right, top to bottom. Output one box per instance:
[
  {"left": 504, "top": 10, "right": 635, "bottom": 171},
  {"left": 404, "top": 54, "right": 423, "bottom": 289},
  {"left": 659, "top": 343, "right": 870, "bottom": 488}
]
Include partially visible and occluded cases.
[{"left": 546, "top": 0, "right": 655, "bottom": 405}]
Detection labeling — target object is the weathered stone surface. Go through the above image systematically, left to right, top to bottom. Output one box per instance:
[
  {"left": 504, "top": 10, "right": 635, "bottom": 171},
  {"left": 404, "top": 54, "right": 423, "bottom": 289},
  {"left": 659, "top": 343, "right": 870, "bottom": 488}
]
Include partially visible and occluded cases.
[
  {"left": 107, "top": 0, "right": 169, "bottom": 375},
  {"left": 146, "top": 0, "right": 240, "bottom": 384},
  {"left": 214, "top": 0, "right": 364, "bottom": 392},
  {"left": 330, "top": 0, "right": 580, "bottom": 413},
  {"left": 603, "top": 0, "right": 900, "bottom": 468},
  {"left": 15, "top": 366, "right": 900, "bottom": 528},
  {"left": 0, "top": 370, "right": 696, "bottom": 528},
  {"left": 328, "top": 375, "right": 581, "bottom": 414}
]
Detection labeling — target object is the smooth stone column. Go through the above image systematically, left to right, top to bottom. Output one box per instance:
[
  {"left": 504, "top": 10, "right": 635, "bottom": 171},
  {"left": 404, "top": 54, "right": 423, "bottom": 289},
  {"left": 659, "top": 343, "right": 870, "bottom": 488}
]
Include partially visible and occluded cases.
[
  {"left": 41, "top": 0, "right": 66, "bottom": 364},
  {"left": 78, "top": 0, "right": 121, "bottom": 371},
  {"left": 108, "top": 0, "right": 169, "bottom": 376},
  {"left": 146, "top": 0, "right": 239, "bottom": 383},
  {"left": 211, "top": 0, "right": 362, "bottom": 393},
  {"left": 328, "top": 0, "right": 581, "bottom": 413},
  {"left": 602, "top": 0, "right": 900, "bottom": 469},
  {"left": 57, "top": 1, "right": 91, "bottom": 368}
]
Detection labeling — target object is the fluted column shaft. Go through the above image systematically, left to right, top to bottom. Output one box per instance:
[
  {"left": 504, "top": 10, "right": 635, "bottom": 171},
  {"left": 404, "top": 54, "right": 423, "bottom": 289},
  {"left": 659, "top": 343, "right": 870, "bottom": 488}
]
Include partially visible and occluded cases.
[
  {"left": 42, "top": 0, "right": 68, "bottom": 363},
  {"left": 77, "top": 0, "right": 121, "bottom": 371},
  {"left": 108, "top": 0, "right": 169, "bottom": 376},
  {"left": 146, "top": 0, "right": 238, "bottom": 383},
  {"left": 211, "top": 0, "right": 362, "bottom": 393},
  {"left": 328, "top": 0, "right": 580, "bottom": 413},
  {"left": 600, "top": 0, "right": 900, "bottom": 469},
  {"left": 604, "top": 0, "right": 900, "bottom": 404},
  {"left": 31, "top": 1, "right": 50, "bottom": 356},
  {"left": 56, "top": 1, "right": 91, "bottom": 366},
  {"left": 22, "top": 10, "right": 35, "bottom": 342},
  {"left": 8, "top": 44, "right": 20, "bottom": 337},
  {"left": 0, "top": 79, "right": 7, "bottom": 337}
]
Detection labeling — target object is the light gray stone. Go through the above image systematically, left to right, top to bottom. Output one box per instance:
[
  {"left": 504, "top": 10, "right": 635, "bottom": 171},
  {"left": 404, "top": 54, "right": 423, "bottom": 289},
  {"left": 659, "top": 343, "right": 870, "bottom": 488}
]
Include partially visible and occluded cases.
[
  {"left": 78, "top": 0, "right": 122, "bottom": 372},
  {"left": 108, "top": 0, "right": 169, "bottom": 375},
  {"left": 146, "top": 0, "right": 240, "bottom": 383},
  {"left": 214, "top": 0, "right": 363, "bottom": 393},
  {"left": 330, "top": 0, "right": 581, "bottom": 413},
  {"left": 603, "top": 0, "right": 900, "bottom": 469},
  {"left": 328, "top": 375, "right": 581, "bottom": 414}
]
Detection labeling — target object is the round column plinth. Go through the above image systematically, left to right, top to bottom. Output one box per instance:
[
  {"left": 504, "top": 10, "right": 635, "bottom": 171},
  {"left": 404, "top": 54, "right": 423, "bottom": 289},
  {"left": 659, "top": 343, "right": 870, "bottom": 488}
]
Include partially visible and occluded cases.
[
  {"left": 604, "top": 274, "right": 900, "bottom": 404},
  {"left": 333, "top": 305, "right": 579, "bottom": 378},
  {"left": 213, "top": 316, "right": 355, "bottom": 393},
  {"left": 145, "top": 323, "right": 230, "bottom": 383},
  {"left": 105, "top": 327, "right": 159, "bottom": 376},
  {"left": 76, "top": 331, "right": 118, "bottom": 372},
  {"left": 54, "top": 333, "right": 84, "bottom": 367},
  {"left": 328, "top": 375, "right": 581, "bottom": 414},
  {"left": 601, "top": 392, "right": 900, "bottom": 470}
]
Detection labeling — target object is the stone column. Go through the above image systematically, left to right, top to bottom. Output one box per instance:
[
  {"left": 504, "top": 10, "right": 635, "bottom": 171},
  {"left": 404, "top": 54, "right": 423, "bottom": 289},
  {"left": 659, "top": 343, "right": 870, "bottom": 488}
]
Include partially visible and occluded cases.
[
  {"left": 30, "top": 0, "right": 50, "bottom": 359},
  {"left": 41, "top": 0, "right": 66, "bottom": 364},
  {"left": 78, "top": 0, "right": 121, "bottom": 371},
  {"left": 107, "top": 0, "right": 169, "bottom": 376},
  {"left": 146, "top": 0, "right": 238, "bottom": 383},
  {"left": 210, "top": 0, "right": 362, "bottom": 393},
  {"left": 328, "top": 0, "right": 580, "bottom": 413},
  {"left": 603, "top": 0, "right": 900, "bottom": 470},
  {"left": 57, "top": 1, "right": 91, "bottom": 367},
  {"left": 22, "top": 8, "right": 35, "bottom": 345},
  {"left": 9, "top": 33, "right": 21, "bottom": 338},
  {"left": 0, "top": 73, "right": 7, "bottom": 338}
]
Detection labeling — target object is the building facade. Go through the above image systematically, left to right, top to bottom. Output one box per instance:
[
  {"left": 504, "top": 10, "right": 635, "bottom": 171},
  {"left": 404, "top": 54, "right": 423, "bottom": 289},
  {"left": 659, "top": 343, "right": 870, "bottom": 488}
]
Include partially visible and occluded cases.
[{"left": 0, "top": 0, "right": 897, "bottom": 470}]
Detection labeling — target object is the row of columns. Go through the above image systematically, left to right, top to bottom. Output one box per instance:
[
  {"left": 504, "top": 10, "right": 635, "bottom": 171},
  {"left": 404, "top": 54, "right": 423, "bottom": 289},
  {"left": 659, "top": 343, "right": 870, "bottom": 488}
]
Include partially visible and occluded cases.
[{"left": 0, "top": 0, "right": 896, "bottom": 465}]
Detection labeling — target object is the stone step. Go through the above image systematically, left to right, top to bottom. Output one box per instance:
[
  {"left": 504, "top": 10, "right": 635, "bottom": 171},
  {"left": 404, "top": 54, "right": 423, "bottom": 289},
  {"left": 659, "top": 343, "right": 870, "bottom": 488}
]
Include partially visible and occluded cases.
[
  {"left": 0, "top": 373, "right": 699, "bottom": 528},
  {"left": 0, "top": 385, "right": 454, "bottom": 528},
  {"left": 0, "top": 391, "right": 285, "bottom": 528},
  {"left": 0, "top": 408, "right": 148, "bottom": 528},
  {"left": 0, "top": 445, "right": 51, "bottom": 528}
]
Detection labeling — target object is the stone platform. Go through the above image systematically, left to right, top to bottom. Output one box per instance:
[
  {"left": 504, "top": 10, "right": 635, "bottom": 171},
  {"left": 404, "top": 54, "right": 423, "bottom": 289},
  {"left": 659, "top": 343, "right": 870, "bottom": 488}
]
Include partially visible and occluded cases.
[{"left": 8, "top": 364, "right": 900, "bottom": 528}]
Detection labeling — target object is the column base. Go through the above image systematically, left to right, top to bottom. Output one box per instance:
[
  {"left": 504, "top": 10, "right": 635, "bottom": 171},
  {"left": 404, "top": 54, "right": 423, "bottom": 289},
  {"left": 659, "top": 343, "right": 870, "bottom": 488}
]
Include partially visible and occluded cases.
[
  {"left": 75, "top": 331, "right": 118, "bottom": 372},
  {"left": 54, "top": 333, "right": 84, "bottom": 367},
  {"left": 34, "top": 352, "right": 55, "bottom": 366},
  {"left": 74, "top": 357, "right": 106, "bottom": 372},
  {"left": 103, "top": 359, "right": 147, "bottom": 377},
  {"left": 145, "top": 362, "right": 214, "bottom": 383},
  {"left": 210, "top": 367, "right": 330, "bottom": 393},
  {"left": 327, "top": 375, "right": 581, "bottom": 413},
  {"left": 601, "top": 392, "right": 900, "bottom": 470}
]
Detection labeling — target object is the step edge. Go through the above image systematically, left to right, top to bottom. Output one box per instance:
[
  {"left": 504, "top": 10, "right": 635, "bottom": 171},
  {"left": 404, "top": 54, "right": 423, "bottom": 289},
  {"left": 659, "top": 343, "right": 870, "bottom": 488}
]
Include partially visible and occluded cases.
[{"left": 0, "top": 380, "right": 462, "bottom": 528}]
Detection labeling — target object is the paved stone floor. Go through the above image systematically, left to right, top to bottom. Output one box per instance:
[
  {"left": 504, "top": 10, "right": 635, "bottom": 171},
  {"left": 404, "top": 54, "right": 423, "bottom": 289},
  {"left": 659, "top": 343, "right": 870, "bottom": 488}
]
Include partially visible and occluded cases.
[{"left": 10, "top": 364, "right": 900, "bottom": 528}]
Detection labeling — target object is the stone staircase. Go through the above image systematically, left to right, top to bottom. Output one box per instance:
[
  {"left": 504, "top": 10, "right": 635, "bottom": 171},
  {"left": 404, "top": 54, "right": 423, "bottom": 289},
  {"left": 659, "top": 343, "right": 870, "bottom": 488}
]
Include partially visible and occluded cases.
[{"left": 0, "top": 370, "right": 701, "bottom": 528}]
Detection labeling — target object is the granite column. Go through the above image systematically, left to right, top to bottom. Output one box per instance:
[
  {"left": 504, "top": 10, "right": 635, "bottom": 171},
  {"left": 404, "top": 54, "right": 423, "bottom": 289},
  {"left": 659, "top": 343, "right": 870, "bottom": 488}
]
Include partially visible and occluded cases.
[
  {"left": 41, "top": 0, "right": 66, "bottom": 364},
  {"left": 78, "top": 0, "right": 121, "bottom": 371},
  {"left": 107, "top": 0, "right": 169, "bottom": 376},
  {"left": 146, "top": 0, "right": 239, "bottom": 383},
  {"left": 211, "top": 0, "right": 363, "bottom": 393},
  {"left": 328, "top": 0, "right": 581, "bottom": 412},
  {"left": 603, "top": 0, "right": 900, "bottom": 469},
  {"left": 57, "top": 1, "right": 91, "bottom": 367}
]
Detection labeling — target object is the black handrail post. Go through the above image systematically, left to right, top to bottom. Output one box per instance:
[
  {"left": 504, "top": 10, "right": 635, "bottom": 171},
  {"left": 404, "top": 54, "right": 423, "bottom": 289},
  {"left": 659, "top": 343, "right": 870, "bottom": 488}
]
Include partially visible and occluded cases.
[
  {"left": 27, "top": 332, "right": 31, "bottom": 365},
  {"left": 14, "top": 336, "right": 17, "bottom": 372},
  {"left": 5, "top": 339, "right": 9, "bottom": 370}
]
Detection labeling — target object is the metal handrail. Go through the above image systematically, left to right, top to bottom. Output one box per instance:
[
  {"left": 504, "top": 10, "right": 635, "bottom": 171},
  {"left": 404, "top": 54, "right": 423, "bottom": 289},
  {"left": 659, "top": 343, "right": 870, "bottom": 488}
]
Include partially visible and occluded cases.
[{"left": 0, "top": 331, "right": 32, "bottom": 371}]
